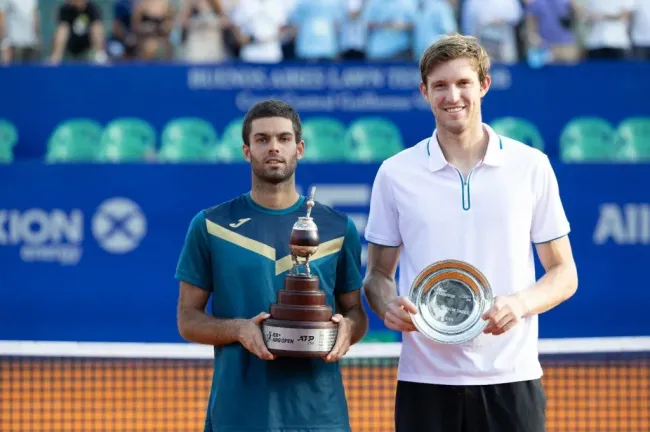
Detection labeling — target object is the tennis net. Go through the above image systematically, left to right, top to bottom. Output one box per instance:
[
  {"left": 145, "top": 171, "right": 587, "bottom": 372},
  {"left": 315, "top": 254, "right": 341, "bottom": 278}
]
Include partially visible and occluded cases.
[{"left": 0, "top": 337, "right": 648, "bottom": 432}]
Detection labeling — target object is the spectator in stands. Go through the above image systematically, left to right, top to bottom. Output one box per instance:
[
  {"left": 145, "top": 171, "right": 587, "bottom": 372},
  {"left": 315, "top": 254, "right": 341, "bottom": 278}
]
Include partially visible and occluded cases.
[
  {"left": 0, "top": 0, "right": 40, "bottom": 64},
  {"left": 50, "top": 0, "right": 107, "bottom": 64},
  {"left": 107, "top": 0, "right": 137, "bottom": 61},
  {"left": 132, "top": 0, "right": 175, "bottom": 61},
  {"left": 179, "top": 0, "right": 228, "bottom": 63},
  {"left": 206, "top": 0, "right": 245, "bottom": 58},
  {"left": 229, "top": 0, "right": 290, "bottom": 63},
  {"left": 287, "top": 0, "right": 345, "bottom": 62},
  {"left": 339, "top": 0, "right": 367, "bottom": 60},
  {"left": 362, "top": 0, "right": 417, "bottom": 61},
  {"left": 413, "top": 0, "right": 457, "bottom": 60},
  {"left": 462, "top": 0, "right": 523, "bottom": 64},
  {"left": 525, "top": 0, "right": 580, "bottom": 64},
  {"left": 580, "top": 0, "right": 634, "bottom": 60},
  {"left": 631, "top": 0, "right": 650, "bottom": 60},
  {"left": 0, "top": 5, "right": 4, "bottom": 63}
]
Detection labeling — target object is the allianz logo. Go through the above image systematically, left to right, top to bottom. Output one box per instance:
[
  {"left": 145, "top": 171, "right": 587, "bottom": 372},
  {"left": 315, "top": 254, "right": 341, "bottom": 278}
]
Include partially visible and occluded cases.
[{"left": 593, "top": 203, "right": 650, "bottom": 245}]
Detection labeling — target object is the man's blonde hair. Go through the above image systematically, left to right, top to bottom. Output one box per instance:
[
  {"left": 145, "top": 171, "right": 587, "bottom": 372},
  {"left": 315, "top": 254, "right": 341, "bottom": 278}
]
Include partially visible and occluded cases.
[{"left": 419, "top": 34, "right": 491, "bottom": 86}]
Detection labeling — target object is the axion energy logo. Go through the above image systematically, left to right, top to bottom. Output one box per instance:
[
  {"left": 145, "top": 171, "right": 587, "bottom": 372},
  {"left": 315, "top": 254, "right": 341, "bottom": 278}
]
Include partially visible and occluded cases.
[
  {"left": 0, "top": 197, "right": 147, "bottom": 265},
  {"left": 92, "top": 197, "right": 147, "bottom": 254},
  {"left": 0, "top": 207, "right": 83, "bottom": 265}
]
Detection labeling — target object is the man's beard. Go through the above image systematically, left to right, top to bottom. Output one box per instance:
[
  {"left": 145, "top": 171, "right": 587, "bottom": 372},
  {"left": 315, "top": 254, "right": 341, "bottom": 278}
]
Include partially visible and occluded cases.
[{"left": 251, "top": 152, "right": 298, "bottom": 185}]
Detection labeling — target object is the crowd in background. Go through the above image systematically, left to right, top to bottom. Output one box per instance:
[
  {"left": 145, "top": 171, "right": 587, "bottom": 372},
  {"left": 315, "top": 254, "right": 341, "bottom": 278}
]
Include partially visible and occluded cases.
[{"left": 0, "top": 0, "right": 648, "bottom": 67}]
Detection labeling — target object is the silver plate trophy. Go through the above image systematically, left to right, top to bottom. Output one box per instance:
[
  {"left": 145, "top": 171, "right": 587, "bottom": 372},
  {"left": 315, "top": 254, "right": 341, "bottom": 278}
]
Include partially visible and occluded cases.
[{"left": 408, "top": 260, "right": 494, "bottom": 344}]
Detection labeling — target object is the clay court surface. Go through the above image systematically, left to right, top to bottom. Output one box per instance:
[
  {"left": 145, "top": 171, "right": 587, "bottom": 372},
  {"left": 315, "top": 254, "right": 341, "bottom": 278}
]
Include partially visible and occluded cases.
[{"left": 1, "top": 358, "right": 648, "bottom": 432}]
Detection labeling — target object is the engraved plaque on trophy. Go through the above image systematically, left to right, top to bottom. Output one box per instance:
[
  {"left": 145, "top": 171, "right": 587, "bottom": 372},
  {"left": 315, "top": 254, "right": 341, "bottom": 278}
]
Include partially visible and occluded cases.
[{"left": 262, "top": 187, "right": 338, "bottom": 357}]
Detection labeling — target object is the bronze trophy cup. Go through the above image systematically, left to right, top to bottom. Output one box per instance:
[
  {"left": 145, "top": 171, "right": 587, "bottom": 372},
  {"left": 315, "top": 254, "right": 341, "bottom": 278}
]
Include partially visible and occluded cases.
[{"left": 262, "top": 187, "right": 338, "bottom": 358}]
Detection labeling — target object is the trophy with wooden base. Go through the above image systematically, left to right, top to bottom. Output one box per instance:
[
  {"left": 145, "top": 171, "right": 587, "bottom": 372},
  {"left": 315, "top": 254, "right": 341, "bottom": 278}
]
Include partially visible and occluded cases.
[{"left": 262, "top": 187, "right": 338, "bottom": 358}]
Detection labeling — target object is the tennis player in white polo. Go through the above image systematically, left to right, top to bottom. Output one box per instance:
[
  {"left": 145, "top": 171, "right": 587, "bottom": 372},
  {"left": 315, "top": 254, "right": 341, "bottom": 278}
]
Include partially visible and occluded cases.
[{"left": 362, "top": 34, "right": 579, "bottom": 432}]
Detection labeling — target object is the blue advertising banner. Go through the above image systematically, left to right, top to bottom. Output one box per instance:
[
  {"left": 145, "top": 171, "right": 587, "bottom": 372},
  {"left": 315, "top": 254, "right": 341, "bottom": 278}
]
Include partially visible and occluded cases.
[
  {"left": 1, "top": 62, "right": 649, "bottom": 162},
  {"left": 0, "top": 162, "right": 648, "bottom": 343}
]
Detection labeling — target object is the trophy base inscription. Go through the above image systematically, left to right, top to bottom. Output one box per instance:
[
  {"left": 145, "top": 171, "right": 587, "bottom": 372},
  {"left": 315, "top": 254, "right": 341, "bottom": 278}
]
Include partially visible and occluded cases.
[{"left": 262, "top": 319, "right": 338, "bottom": 358}]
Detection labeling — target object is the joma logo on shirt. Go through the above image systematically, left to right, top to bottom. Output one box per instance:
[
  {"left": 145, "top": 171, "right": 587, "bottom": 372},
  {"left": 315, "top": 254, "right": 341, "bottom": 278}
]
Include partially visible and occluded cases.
[{"left": 229, "top": 218, "right": 251, "bottom": 228}]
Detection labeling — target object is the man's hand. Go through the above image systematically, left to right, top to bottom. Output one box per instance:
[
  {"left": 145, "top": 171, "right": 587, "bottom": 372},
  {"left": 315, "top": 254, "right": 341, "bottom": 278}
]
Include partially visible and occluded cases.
[
  {"left": 482, "top": 295, "right": 527, "bottom": 336},
  {"left": 385, "top": 297, "right": 418, "bottom": 332},
  {"left": 237, "top": 312, "right": 275, "bottom": 361},
  {"left": 324, "top": 314, "right": 351, "bottom": 362}
]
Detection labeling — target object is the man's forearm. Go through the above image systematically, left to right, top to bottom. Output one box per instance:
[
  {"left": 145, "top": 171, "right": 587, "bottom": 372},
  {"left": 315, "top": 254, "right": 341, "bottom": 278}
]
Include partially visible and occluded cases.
[
  {"left": 0, "top": 11, "right": 5, "bottom": 43},
  {"left": 90, "top": 23, "right": 105, "bottom": 52},
  {"left": 51, "top": 26, "right": 69, "bottom": 61},
  {"left": 516, "top": 263, "right": 578, "bottom": 317},
  {"left": 362, "top": 270, "right": 398, "bottom": 320},
  {"left": 341, "top": 304, "right": 368, "bottom": 345},
  {"left": 178, "top": 309, "right": 245, "bottom": 347}
]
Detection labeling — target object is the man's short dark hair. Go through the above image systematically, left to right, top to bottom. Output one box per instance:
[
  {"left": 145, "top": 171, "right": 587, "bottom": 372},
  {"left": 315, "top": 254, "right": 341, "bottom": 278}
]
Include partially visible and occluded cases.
[{"left": 242, "top": 100, "right": 302, "bottom": 146}]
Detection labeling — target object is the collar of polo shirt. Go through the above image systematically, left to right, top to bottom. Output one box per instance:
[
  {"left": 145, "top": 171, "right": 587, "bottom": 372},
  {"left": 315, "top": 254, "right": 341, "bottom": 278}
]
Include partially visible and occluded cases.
[{"left": 426, "top": 123, "right": 505, "bottom": 172}]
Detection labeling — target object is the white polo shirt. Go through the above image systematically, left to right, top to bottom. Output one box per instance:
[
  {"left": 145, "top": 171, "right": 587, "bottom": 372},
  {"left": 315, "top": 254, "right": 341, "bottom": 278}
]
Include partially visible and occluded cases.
[{"left": 364, "top": 124, "right": 570, "bottom": 386}]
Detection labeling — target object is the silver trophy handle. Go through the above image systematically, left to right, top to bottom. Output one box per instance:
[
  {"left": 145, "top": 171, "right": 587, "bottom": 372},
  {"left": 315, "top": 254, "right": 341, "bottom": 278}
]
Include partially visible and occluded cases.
[{"left": 306, "top": 186, "right": 316, "bottom": 218}]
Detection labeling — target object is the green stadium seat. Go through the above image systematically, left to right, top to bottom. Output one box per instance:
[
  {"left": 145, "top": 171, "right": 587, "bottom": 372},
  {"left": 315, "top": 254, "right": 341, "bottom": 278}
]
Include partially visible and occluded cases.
[
  {"left": 212, "top": 117, "right": 245, "bottom": 162},
  {"left": 300, "top": 117, "right": 349, "bottom": 162},
  {"left": 344, "top": 117, "right": 405, "bottom": 163},
  {"left": 489, "top": 117, "right": 545, "bottom": 151},
  {"left": 559, "top": 117, "right": 617, "bottom": 163},
  {"left": 615, "top": 117, "right": 650, "bottom": 162},
  {"left": 45, "top": 118, "right": 103, "bottom": 163},
  {"left": 97, "top": 118, "right": 156, "bottom": 163},
  {"left": 159, "top": 118, "right": 218, "bottom": 162},
  {"left": 0, "top": 119, "right": 18, "bottom": 147},
  {"left": 0, "top": 120, "right": 18, "bottom": 163},
  {"left": 0, "top": 144, "right": 13, "bottom": 163}
]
